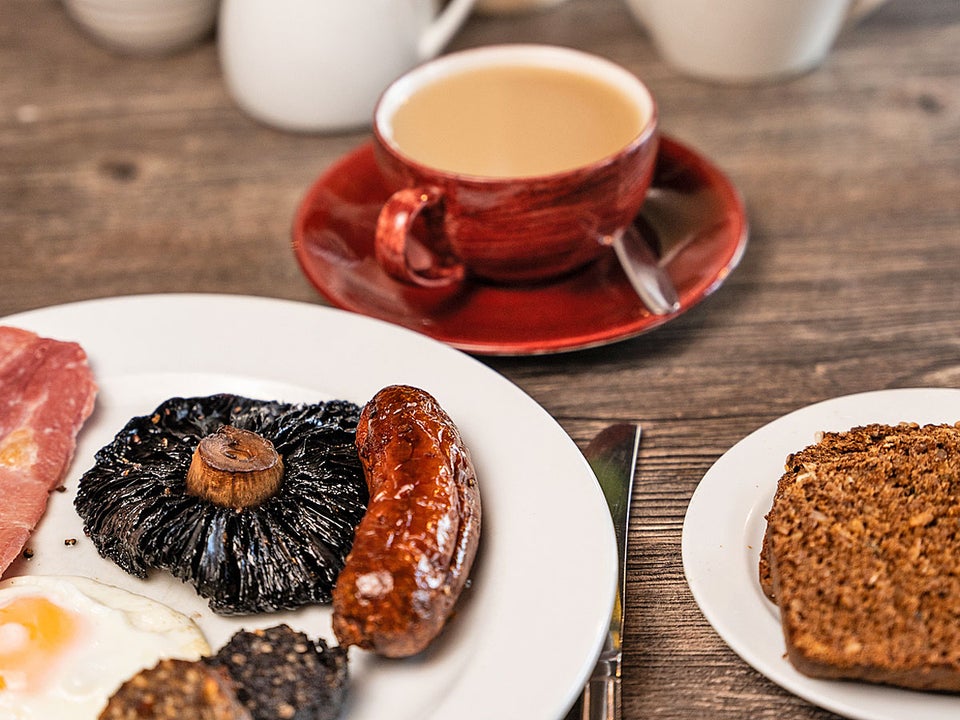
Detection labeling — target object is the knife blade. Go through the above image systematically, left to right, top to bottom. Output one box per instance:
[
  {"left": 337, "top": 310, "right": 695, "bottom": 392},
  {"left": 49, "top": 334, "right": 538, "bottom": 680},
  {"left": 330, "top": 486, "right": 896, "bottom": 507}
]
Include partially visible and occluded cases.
[{"left": 579, "top": 423, "right": 641, "bottom": 720}]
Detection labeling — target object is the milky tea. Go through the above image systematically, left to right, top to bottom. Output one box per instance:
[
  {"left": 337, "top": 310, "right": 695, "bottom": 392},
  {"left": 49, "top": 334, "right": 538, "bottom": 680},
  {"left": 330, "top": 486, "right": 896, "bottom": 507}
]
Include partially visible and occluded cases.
[{"left": 387, "top": 64, "right": 647, "bottom": 178}]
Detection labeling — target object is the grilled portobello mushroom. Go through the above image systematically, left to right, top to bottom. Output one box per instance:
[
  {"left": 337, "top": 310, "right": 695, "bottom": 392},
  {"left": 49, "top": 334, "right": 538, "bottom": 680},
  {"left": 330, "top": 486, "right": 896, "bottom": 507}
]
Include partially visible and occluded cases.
[{"left": 75, "top": 394, "right": 367, "bottom": 614}]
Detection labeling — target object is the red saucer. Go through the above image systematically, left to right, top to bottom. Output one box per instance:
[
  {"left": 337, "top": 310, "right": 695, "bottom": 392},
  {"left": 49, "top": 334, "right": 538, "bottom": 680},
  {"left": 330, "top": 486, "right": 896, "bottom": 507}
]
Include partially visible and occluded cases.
[{"left": 292, "top": 136, "right": 747, "bottom": 355}]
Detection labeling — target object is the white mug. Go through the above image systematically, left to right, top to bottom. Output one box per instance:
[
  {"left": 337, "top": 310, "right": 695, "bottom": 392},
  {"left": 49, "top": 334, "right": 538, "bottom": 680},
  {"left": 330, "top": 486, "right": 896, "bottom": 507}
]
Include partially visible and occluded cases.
[
  {"left": 218, "top": 0, "right": 478, "bottom": 132},
  {"left": 625, "top": 0, "right": 887, "bottom": 83}
]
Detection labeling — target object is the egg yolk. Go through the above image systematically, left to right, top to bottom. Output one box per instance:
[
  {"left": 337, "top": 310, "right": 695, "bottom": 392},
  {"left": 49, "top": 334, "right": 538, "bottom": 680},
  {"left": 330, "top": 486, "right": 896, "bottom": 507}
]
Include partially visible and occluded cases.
[{"left": 0, "top": 596, "right": 81, "bottom": 693}]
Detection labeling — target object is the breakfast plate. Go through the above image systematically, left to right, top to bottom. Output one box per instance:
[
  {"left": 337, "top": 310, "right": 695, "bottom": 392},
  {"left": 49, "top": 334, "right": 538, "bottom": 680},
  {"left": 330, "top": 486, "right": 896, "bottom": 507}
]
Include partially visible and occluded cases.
[
  {"left": 292, "top": 135, "right": 748, "bottom": 355},
  {"left": 1, "top": 293, "right": 617, "bottom": 720},
  {"left": 683, "top": 387, "right": 960, "bottom": 720}
]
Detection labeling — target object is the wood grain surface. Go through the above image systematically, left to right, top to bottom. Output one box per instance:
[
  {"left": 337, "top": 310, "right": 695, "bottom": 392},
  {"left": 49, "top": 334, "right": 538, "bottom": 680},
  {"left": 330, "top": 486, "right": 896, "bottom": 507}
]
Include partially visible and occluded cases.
[{"left": 2, "top": 0, "right": 959, "bottom": 717}]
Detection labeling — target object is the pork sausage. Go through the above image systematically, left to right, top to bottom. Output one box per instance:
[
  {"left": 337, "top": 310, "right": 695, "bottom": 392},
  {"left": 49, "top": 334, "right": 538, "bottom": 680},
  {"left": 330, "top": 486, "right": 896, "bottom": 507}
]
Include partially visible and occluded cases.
[{"left": 332, "top": 385, "right": 481, "bottom": 658}]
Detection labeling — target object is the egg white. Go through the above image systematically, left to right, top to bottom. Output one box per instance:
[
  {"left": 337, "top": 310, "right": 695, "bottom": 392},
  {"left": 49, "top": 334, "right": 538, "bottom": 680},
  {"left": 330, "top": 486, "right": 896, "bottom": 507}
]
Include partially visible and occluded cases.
[{"left": 0, "top": 575, "right": 210, "bottom": 719}]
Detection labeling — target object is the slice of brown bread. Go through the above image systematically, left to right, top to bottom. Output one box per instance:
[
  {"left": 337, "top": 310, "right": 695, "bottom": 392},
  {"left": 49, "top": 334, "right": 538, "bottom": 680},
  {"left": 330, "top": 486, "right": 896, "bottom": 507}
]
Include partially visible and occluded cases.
[
  {"left": 760, "top": 422, "right": 960, "bottom": 692},
  {"left": 99, "top": 658, "right": 252, "bottom": 720}
]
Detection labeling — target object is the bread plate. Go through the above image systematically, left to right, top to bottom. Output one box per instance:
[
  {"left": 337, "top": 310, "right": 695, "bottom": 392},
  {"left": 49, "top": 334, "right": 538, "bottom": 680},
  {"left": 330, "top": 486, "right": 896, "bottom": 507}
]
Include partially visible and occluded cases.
[{"left": 683, "top": 388, "right": 960, "bottom": 720}]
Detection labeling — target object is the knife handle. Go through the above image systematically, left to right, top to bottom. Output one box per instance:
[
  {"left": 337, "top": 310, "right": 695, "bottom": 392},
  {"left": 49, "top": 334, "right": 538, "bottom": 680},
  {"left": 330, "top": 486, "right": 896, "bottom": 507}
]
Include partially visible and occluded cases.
[{"left": 580, "top": 674, "right": 621, "bottom": 720}]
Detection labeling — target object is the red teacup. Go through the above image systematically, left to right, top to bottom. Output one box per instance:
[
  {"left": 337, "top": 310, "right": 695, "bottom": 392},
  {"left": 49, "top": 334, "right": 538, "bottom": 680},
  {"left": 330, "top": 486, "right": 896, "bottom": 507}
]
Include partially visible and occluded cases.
[{"left": 372, "top": 44, "right": 659, "bottom": 287}]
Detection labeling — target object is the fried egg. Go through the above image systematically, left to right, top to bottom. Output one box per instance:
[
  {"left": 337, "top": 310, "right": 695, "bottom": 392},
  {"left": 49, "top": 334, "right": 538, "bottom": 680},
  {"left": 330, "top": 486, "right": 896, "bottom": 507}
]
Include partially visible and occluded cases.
[{"left": 0, "top": 575, "right": 209, "bottom": 719}]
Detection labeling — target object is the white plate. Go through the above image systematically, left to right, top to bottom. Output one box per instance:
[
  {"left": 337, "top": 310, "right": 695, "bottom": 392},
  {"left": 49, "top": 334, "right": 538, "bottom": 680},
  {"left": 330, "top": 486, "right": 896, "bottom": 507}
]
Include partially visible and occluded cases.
[
  {"left": 2, "top": 293, "right": 616, "bottom": 720},
  {"left": 683, "top": 388, "right": 960, "bottom": 720}
]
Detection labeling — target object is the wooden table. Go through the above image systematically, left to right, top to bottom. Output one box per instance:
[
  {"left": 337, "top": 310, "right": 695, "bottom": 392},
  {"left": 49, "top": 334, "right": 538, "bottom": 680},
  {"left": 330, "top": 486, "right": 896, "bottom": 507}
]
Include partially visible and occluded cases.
[{"left": 2, "top": 0, "right": 959, "bottom": 717}]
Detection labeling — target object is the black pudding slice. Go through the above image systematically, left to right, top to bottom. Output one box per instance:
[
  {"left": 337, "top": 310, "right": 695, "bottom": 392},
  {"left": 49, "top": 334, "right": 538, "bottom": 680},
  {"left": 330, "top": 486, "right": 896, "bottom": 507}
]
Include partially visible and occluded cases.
[{"left": 208, "top": 625, "right": 348, "bottom": 720}]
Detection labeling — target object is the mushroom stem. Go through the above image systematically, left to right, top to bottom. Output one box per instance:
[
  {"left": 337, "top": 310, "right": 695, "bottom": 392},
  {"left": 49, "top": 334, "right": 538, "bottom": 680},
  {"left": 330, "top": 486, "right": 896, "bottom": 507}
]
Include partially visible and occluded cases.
[{"left": 185, "top": 426, "right": 284, "bottom": 509}]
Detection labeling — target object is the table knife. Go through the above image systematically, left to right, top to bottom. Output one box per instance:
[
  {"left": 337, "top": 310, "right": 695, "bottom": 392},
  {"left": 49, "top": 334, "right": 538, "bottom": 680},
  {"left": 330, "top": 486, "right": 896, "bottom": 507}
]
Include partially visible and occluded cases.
[{"left": 579, "top": 423, "right": 641, "bottom": 720}]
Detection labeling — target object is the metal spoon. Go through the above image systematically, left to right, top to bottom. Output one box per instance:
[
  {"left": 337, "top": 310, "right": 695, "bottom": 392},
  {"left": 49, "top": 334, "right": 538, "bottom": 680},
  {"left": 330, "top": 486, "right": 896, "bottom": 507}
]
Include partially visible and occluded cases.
[{"left": 604, "top": 222, "right": 680, "bottom": 316}]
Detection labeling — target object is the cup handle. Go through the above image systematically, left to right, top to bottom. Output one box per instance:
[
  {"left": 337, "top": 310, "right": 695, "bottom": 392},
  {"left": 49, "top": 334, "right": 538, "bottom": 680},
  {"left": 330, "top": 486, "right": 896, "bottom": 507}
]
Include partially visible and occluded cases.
[
  {"left": 418, "top": 0, "right": 478, "bottom": 60},
  {"left": 375, "top": 186, "right": 466, "bottom": 287}
]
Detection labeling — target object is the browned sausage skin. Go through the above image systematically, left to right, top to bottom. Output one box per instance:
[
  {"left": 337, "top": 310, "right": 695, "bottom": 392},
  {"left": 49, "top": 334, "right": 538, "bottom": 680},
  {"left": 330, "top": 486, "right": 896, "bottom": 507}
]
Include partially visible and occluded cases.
[{"left": 332, "top": 385, "right": 481, "bottom": 658}]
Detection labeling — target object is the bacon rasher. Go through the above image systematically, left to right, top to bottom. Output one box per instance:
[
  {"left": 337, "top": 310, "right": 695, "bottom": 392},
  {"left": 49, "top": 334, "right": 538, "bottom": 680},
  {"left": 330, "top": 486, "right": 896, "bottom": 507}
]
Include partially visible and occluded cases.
[{"left": 0, "top": 326, "right": 97, "bottom": 577}]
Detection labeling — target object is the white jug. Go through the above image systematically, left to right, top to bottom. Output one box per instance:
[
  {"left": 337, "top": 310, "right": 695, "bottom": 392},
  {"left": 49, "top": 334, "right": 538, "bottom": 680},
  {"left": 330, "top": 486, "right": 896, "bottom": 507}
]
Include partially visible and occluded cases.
[
  {"left": 219, "top": 0, "right": 478, "bottom": 132},
  {"left": 625, "top": 0, "right": 887, "bottom": 82}
]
